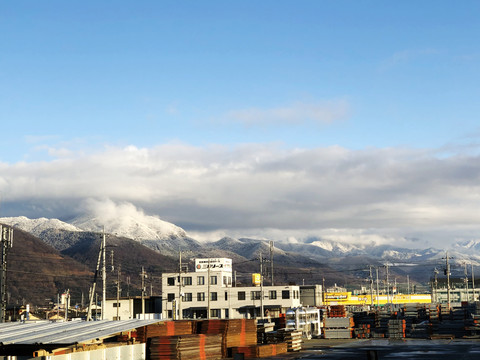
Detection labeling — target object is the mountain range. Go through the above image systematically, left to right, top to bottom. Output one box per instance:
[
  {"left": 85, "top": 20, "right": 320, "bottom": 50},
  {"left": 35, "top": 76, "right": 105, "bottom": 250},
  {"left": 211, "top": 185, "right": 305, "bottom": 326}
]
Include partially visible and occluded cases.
[{"left": 2, "top": 213, "right": 480, "bottom": 306}]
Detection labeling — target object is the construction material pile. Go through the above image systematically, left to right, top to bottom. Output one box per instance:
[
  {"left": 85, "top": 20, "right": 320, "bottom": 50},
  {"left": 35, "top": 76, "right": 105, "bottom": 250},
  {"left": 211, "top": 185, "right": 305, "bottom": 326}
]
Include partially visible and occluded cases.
[
  {"left": 465, "top": 302, "right": 480, "bottom": 338},
  {"left": 326, "top": 305, "right": 347, "bottom": 318},
  {"left": 371, "top": 309, "right": 389, "bottom": 338},
  {"left": 323, "top": 317, "right": 354, "bottom": 339},
  {"left": 197, "top": 319, "right": 257, "bottom": 348},
  {"left": 387, "top": 319, "right": 406, "bottom": 339},
  {"left": 136, "top": 321, "right": 195, "bottom": 343},
  {"left": 257, "top": 322, "right": 275, "bottom": 344},
  {"left": 353, "top": 324, "right": 371, "bottom": 338},
  {"left": 276, "top": 329, "right": 302, "bottom": 351},
  {"left": 149, "top": 334, "right": 223, "bottom": 360},
  {"left": 231, "top": 343, "right": 288, "bottom": 358}
]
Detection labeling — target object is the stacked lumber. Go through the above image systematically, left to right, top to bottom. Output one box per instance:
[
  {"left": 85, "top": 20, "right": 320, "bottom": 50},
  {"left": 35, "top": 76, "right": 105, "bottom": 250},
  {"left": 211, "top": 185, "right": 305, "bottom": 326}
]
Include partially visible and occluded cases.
[
  {"left": 464, "top": 303, "right": 480, "bottom": 338},
  {"left": 327, "top": 305, "right": 347, "bottom": 317},
  {"left": 371, "top": 310, "right": 390, "bottom": 338},
  {"left": 465, "top": 314, "right": 480, "bottom": 338},
  {"left": 323, "top": 317, "right": 354, "bottom": 339},
  {"left": 196, "top": 319, "right": 257, "bottom": 356},
  {"left": 225, "top": 319, "right": 257, "bottom": 348},
  {"left": 387, "top": 319, "right": 406, "bottom": 339},
  {"left": 137, "top": 321, "right": 194, "bottom": 343},
  {"left": 257, "top": 322, "right": 275, "bottom": 344},
  {"left": 409, "top": 322, "right": 430, "bottom": 339},
  {"left": 353, "top": 324, "right": 370, "bottom": 339},
  {"left": 276, "top": 329, "right": 302, "bottom": 351},
  {"left": 264, "top": 331, "right": 280, "bottom": 344},
  {"left": 149, "top": 334, "right": 223, "bottom": 360},
  {"left": 231, "top": 343, "right": 288, "bottom": 358}
]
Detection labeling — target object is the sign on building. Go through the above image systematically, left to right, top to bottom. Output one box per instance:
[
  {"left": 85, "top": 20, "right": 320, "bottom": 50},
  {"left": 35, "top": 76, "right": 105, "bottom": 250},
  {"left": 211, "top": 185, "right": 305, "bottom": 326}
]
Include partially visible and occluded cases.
[{"left": 195, "top": 258, "right": 232, "bottom": 272}]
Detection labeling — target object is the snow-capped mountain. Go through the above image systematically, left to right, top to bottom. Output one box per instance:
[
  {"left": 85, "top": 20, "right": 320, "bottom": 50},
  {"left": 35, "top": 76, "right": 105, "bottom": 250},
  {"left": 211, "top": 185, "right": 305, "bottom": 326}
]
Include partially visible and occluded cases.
[
  {"left": 0, "top": 212, "right": 193, "bottom": 254},
  {"left": 70, "top": 212, "right": 187, "bottom": 242},
  {"left": 5, "top": 213, "right": 480, "bottom": 265},
  {"left": 0, "top": 216, "right": 81, "bottom": 237},
  {"left": 307, "top": 239, "right": 365, "bottom": 256},
  {"left": 453, "top": 239, "right": 480, "bottom": 253}
]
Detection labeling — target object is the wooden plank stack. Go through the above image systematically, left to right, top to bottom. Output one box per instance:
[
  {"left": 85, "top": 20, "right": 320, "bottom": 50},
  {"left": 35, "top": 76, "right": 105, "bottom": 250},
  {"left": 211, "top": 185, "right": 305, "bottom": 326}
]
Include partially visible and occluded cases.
[
  {"left": 327, "top": 305, "right": 347, "bottom": 318},
  {"left": 323, "top": 317, "right": 354, "bottom": 339},
  {"left": 196, "top": 319, "right": 257, "bottom": 357},
  {"left": 225, "top": 319, "right": 258, "bottom": 348},
  {"left": 387, "top": 319, "right": 406, "bottom": 339},
  {"left": 137, "top": 321, "right": 195, "bottom": 343},
  {"left": 257, "top": 322, "right": 275, "bottom": 344},
  {"left": 353, "top": 324, "right": 371, "bottom": 339},
  {"left": 276, "top": 329, "right": 302, "bottom": 351},
  {"left": 149, "top": 334, "right": 223, "bottom": 360},
  {"left": 231, "top": 343, "right": 288, "bottom": 358}
]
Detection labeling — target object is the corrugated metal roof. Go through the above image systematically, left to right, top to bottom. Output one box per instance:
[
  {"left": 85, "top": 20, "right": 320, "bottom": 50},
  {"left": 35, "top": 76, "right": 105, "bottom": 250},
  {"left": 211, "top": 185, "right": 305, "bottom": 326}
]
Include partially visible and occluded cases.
[{"left": 0, "top": 319, "right": 161, "bottom": 346}]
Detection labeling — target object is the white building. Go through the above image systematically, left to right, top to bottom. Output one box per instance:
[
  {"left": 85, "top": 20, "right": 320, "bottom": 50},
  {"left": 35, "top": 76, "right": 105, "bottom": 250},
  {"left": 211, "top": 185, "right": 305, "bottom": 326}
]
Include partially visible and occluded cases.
[
  {"left": 161, "top": 258, "right": 301, "bottom": 320},
  {"left": 103, "top": 296, "right": 163, "bottom": 321}
]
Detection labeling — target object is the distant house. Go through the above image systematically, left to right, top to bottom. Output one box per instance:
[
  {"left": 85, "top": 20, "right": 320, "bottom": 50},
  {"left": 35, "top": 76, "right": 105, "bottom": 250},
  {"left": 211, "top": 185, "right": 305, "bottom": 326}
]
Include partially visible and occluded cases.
[{"left": 103, "top": 296, "right": 162, "bottom": 321}]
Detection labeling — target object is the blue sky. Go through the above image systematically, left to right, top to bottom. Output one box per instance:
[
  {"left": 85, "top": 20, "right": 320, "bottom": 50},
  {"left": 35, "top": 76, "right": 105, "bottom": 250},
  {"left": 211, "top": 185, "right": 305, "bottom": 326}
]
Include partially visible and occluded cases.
[
  {"left": 1, "top": 1, "right": 480, "bottom": 247},
  {"left": 2, "top": 1, "right": 479, "bottom": 160}
]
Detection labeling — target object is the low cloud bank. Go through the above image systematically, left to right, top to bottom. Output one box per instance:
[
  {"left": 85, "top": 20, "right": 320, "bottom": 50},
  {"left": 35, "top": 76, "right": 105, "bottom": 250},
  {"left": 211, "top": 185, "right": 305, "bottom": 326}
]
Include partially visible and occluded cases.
[{"left": 1, "top": 143, "right": 479, "bottom": 247}]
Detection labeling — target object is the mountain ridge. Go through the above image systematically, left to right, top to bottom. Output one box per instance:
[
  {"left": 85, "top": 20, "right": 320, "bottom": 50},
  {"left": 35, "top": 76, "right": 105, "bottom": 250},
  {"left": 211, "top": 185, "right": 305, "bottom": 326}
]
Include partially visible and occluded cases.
[{"left": 3, "top": 215, "right": 480, "bottom": 265}]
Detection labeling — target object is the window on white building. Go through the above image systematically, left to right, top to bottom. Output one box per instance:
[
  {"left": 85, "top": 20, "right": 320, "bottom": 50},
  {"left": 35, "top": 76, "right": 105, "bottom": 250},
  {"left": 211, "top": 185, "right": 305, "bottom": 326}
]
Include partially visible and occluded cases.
[
  {"left": 197, "top": 276, "right": 205, "bottom": 285},
  {"left": 210, "top": 276, "right": 217, "bottom": 285},
  {"left": 167, "top": 277, "right": 175, "bottom": 286},
  {"left": 182, "top": 277, "right": 192, "bottom": 286},
  {"left": 269, "top": 290, "right": 277, "bottom": 299},
  {"left": 282, "top": 290, "right": 290, "bottom": 299},
  {"left": 238, "top": 291, "right": 246, "bottom": 300},
  {"left": 251, "top": 291, "right": 261, "bottom": 300},
  {"left": 197, "top": 292, "right": 205, "bottom": 301},
  {"left": 210, "top": 292, "right": 218, "bottom": 301},
  {"left": 184, "top": 293, "right": 192, "bottom": 302},
  {"left": 210, "top": 309, "right": 220, "bottom": 318}
]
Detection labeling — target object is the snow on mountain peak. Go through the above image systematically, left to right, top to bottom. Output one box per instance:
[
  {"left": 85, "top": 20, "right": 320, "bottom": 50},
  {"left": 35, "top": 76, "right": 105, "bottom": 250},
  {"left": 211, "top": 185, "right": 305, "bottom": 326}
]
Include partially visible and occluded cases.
[
  {"left": 71, "top": 199, "right": 187, "bottom": 241},
  {"left": 0, "top": 216, "right": 81, "bottom": 237}
]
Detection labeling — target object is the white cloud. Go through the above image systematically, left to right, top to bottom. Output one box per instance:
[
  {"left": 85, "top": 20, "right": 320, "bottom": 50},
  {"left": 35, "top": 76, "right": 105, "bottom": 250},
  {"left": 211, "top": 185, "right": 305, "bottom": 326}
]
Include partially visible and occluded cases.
[
  {"left": 379, "top": 48, "right": 441, "bottom": 72},
  {"left": 224, "top": 100, "right": 350, "bottom": 126},
  {"left": 1, "top": 143, "right": 480, "bottom": 247}
]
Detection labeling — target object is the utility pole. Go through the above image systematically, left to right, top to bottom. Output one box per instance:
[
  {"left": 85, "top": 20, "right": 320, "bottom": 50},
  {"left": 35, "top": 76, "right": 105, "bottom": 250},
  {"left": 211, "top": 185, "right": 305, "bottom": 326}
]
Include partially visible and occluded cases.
[
  {"left": 0, "top": 225, "right": 13, "bottom": 323},
  {"left": 102, "top": 228, "right": 106, "bottom": 320},
  {"left": 87, "top": 232, "right": 105, "bottom": 321},
  {"left": 269, "top": 241, "right": 274, "bottom": 285},
  {"left": 178, "top": 251, "right": 182, "bottom": 320},
  {"left": 443, "top": 251, "right": 453, "bottom": 310},
  {"left": 259, "top": 252, "right": 264, "bottom": 320},
  {"left": 207, "top": 258, "right": 210, "bottom": 319},
  {"left": 465, "top": 262, "right": 470, "bottom": 302},
  {"left": 472, "top": 263, "right": 476, "bottom": 302},
  {"left": 385, "top": 264, "right": 390, "bottom": 310},
  {"left": 116, "top": 265, "right": 121, "bottom": 320},
  {"left": 141, "top": 266, "right": 147, "bottom": 318},
  {"left": 369, "top": 266, "right": 374, "bottom": 307},
  {"left": 376, "top": 268, "right": 380, "bottom": 308},
  {"left": 407, "top": 275, "right": 410, "bottom": 295},
  {"left": 64, "top": 290, "right": 70, "bottom": 321}
]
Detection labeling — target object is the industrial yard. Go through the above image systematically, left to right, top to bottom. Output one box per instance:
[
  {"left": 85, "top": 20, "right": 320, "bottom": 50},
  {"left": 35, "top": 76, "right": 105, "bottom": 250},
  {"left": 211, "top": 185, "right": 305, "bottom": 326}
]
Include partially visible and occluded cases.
[{"left": 3, "top": 301, "right": 480, "bottom": 359}]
